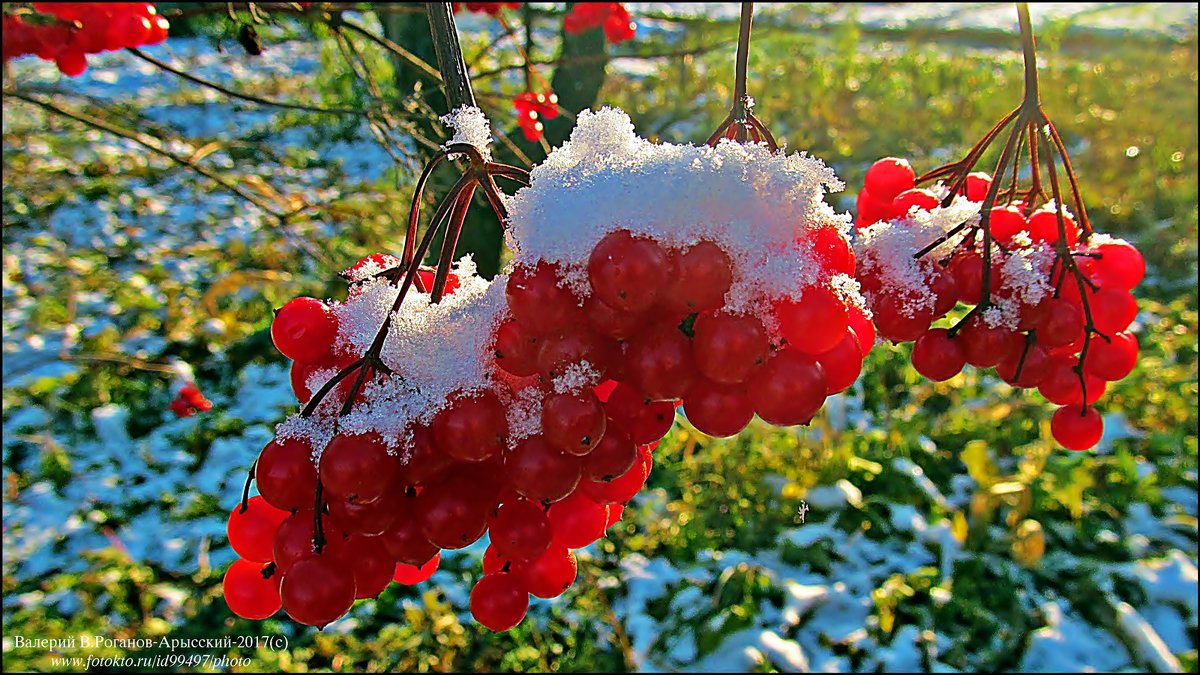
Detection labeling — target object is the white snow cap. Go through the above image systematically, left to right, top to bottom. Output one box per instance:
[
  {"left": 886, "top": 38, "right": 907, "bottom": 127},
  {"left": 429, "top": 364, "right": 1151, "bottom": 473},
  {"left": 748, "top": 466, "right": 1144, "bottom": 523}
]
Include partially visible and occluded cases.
[
  {"left": 441, "top": 106, "right": 493, "bottom": 161},
  {"left": 503, "top": 107, "right": 863, "bottom": 322},
  {"left": 277, "top": 256, "right": 513, "bottom": 456}
]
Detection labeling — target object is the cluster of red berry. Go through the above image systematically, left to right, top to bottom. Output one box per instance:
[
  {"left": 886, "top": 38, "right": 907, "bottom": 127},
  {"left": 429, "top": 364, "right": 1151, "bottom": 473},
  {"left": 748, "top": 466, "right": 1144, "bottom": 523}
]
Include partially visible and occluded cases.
[
  {"left": 452, "top": 2, "right": 520, "bottom": 16},
  {"left": 1, "top": 3, "right": 168, "bottom": 77},
  {"left": 563, "top": 3, "right": 636, "bottom": 43},
  {"left": 512, "top": 90, "right": 559, "bottom": 142},
  {"left": 854, "top": 158, "right": 1144, "bottom": 451},
  {"left": 224, "top": 200, "right": 864, "bottom": 629},
  {"left": 498, "top": 230, "right": 870, "bottom": 441},
  {"left": 169, "top": 382, "right": 213, "bottom": 418}
]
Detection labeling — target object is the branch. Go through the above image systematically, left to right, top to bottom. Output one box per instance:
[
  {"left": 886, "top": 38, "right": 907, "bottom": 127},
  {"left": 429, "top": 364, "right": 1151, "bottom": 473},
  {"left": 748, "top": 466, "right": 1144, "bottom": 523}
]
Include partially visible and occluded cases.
[
  {"left": 426, "top": 2, "right": 477, "bottom": 110},
  {"left": 336, "top": 15, "right": 444, "bottom": 84},
  {"left": 127, "top": 47, "right": 370, "bottom": 116},
  {"left": 6, "top": 90, "right": 287, "bottom": 219}
]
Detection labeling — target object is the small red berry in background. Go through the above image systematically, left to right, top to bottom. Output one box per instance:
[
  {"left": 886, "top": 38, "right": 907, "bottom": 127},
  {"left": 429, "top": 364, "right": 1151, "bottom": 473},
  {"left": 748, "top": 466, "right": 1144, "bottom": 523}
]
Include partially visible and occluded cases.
[
  {"left": 564, "top": 3, "right": 636, "bottom": 44},
  {"left": 513, "top": 90, "right": 559, "bottom": 142},
  {"left": 170, "top": 381, "right": 213, "bottom": 418}
]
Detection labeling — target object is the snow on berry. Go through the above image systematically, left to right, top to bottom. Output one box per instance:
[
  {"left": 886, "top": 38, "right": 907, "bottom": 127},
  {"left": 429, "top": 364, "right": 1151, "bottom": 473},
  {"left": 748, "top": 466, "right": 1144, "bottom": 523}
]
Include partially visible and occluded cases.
[{"left": 504, "top": 107, "right": 865, "bottom": 327}]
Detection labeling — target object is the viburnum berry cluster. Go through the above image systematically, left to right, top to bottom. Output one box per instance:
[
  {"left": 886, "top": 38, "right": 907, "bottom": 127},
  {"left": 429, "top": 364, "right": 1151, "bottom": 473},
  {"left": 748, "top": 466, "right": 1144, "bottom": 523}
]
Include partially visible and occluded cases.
[
  {"left": 1, "top": 3, "right": 168, "bottom": 77},
  {"left": 564, "top": 3, "right": 636, "bottom": 43},
  {"left": 512, "top": 89, "right": 559, "bottom": 142},
  {"left": 222, "top": 107, "right": 865, "bottom": 630},
  {"left": 854, "top": 151, "right": 1143, "bottom": 452},
  {"left": 170, "top": 382, "right": 213, "bottom": 418}
]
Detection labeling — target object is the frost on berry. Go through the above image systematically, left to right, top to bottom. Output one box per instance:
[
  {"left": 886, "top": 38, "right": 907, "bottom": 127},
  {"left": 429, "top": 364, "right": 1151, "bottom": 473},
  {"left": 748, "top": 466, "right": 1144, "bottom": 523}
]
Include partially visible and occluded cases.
[
  {"left": 503, "top": 107, "right": 863, "bottom": 338},
  {"left": 277, "top": 256, "right": 509, "bottom": 455}
]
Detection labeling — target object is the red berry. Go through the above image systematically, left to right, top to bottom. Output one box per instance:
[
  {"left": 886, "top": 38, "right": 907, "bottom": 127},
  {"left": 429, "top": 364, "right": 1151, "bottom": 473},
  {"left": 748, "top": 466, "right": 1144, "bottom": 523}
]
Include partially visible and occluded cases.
[
  {"left": 145, "top": 16, "right": 170, "bottom": 45},
  {"left": 55, "top": 49, "right": 88, "bottom": 77},
  {"left": 864, "top": 157, "right": 916, "bottom": 202},
  {"left": 964, "top": 172, "right": 992, "bottom": 202},
  {"left": 855, "top": 187, "right": 893, "bottom": 229},
  {"left": 891, "top": 188, "right": 940, "bottom": 219},
  {"left": 988, "top": 205, "right": 1028, "bottom": 245},
  {"left": 1027, "top": 209, "right": 1080, "bottom": 246},
  {"left": 807, "top": 226, "right": 856, "bottom": 276},
  {"left": 588, "top": 230, "right": 671, "bottom": 313},
  {"left": 659, "top": 241, "right": 734, "bottom": 314},
  {"left": 1091, "top": 242, "right": 1145, "bottom": 291},
  {"left": 506, "top": 262, "right": 583, "bottom": 336},
  {"left": 928, "top": 267, "right": 960, "bottom": 318},
  {"left": 776, "top": 287, "right": 848, "bottom": 355},
  {"left": 1091, "top": 288, "right": 1138, "bottom": 334},
  {"left": 872, "top": 292, "right": 934, "bottom": 343},
  {"left": 585, "top": 295, "right": 644, "bottom": 340},
  {"left": 271, "top": 297, "right": 338, "bottom": 364},
  {"left": 1038, "top": 299, "right": 1086, "bottom": 348},
  {"left": 846, "top": 305, "right": 876, "bottom": 357},
  {"left": 692, "top": 312, "right": 769, "bottom": 385},
  {"left": 959, "top": 318, "right": 1020, "bottom": 369},
  {"left": 492, "top": 319, "right": 541, "bottom": 377},
  {"left": 625, "top": 324, "right": 696, "bottom": 401},
  {"left": 911, "top": 328, "right": 966, "bottom": 381},
  {"left": 815, "top": 330, "right": 864, "bottom": 395},
  {"left": 1082, "top": 332, "right": 1138, "bottom": 381},
  {"left": 997, "top": 341, "right": 1051, "bottom": 388},
  {"left": 747, "top": 349, "right": 826, "bottom": 426},
  {"left": 1038, "top": 357, "right": 1107, "bottom": 406},
  {"left": 682, "top": 379, "right": 754, "bottom": 437},
  {"left": 604, "top": 383, "right": 677, "bottom": 445},
  {"left": 543, "top": 390, "right": 607, "bottom": 456},
  {"left": 431, "top": 391, "right": 509, "bottom": 462},
  {"left": 1051, "top": 405, "right": 1104, "bottom": 450},
  {"left": 395, "top": 425, "right": 454, "bottom": 487},
  {"left": 582, "top": 426, "right": 638, "bottom": 481},
  {"left": 319, "top": 432, "right": 398, "bottom": 504},
  {"left": 504, "top": 436, "right": 582, "bottom": 503},
  {"left": 255, "top": 438, "right": 318, "bottom": 512},
  {"left": 580, "top": 444, "right": 651, "bottom": 505},
  {"left": 417, "top": 473, "right": 492, "bottom": 549},
  {"left": 328, "top": 488, "right": 405, "bottom": 537},
  {"left": 547, "top": 491, "right": 610, "bottom": 549},
  {"left": 227, "top": 496, "right": 290, "bottom": 563},
  {"left": 490, "top": 499, "right": 553, "bottom": 562},
  {"left": 272, "top": 510, "right": 349, "bottom": 574},
  {"left": 380, "top": 513, "right": 439, "bottom": 566},
  {"left": 343, "top": 535, "right": 397, "bottom": 599},
  {"left": 519, "top": 546, "right": 578, "bottom": 599},
  {"left": 393, "top": 553, "right": 440, "bottom": 585},
  {"left": 280, "top": 556, "right": 355, "bottom": 628},
  {"left": 223, "top": 559, "right": 281, "bottom": 620},
  {"left": 470, "top": 573, "right": 530, "bottom": 632}
]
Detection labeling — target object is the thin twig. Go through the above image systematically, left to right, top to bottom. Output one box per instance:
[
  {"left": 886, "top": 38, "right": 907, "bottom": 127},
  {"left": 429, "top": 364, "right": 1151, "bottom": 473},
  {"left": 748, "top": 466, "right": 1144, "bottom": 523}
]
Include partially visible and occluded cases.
[{"left": 127, "top": 47, "right": 369, "bottom": 116}]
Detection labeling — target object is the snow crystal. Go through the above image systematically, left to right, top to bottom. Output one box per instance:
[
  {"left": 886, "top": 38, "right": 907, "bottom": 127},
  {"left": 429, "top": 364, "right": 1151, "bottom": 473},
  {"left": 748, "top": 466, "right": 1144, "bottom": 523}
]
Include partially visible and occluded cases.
[
  {"left": 441, "top": 106, "right": 493, "bottom": 161},
  {"left": 504, "top": 107, "right": 862, "bottom": 332},
  {"left": 855, "top": 196, "right": 981, "bottom": 318},
  {"left": 333, "top": 264, "right": 508, "bottom": 447},
  {"left": 551, "top": 361, "right": 600, "bottom": 395},
  {"left": 506, "top": 385, "right": 544, "bottom": 446}
]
